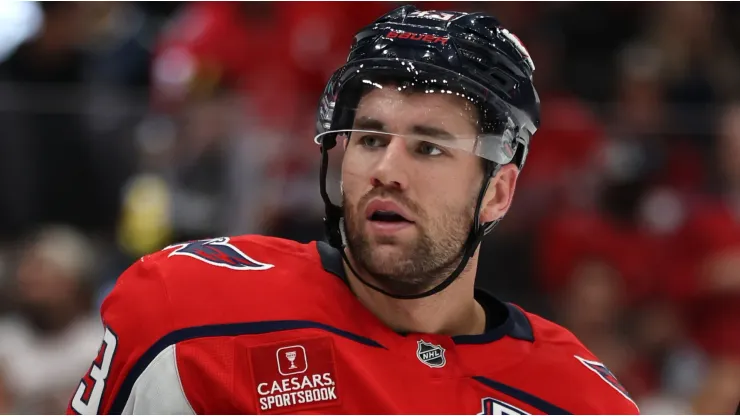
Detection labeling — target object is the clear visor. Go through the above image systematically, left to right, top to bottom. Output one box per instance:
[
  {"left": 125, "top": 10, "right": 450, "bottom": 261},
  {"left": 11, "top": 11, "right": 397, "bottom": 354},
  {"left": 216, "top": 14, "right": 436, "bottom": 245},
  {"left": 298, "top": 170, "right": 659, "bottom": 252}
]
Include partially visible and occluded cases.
[
  {"left": 315, "top": 63, "right": 527, "bottom": 165},
  {"left": 316, "top": 89, "right": 520, "bottom": 207},
  {"left": 316, "top": 127, "right": 516, "bottom": 166},
  {"left": 318, "top": 127, "right": 504, "bottom": 213}
]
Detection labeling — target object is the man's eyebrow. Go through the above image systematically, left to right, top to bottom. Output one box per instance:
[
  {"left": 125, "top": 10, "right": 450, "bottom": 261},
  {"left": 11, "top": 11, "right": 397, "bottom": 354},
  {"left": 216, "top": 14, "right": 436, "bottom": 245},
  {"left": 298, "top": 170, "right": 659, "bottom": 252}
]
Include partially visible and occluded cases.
[
  {"left": 353, "top": 116, "right": 386, "bottom": 131},
  {"left": 354, "top": 116, "right": 457, "bottom": 140},
  {"left": 412, "top": 125, "right": 455, "bottom": 140}
]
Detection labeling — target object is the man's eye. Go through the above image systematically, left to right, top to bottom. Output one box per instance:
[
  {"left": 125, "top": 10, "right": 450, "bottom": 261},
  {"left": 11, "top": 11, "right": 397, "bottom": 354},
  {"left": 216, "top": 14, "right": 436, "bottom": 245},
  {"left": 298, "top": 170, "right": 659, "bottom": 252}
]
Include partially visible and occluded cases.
[
  {"left": 360, "top": 135, "right": 387, "bottom": 148},
  {"left": 418, "top": 142, "right": 443, "bottom": 156}
]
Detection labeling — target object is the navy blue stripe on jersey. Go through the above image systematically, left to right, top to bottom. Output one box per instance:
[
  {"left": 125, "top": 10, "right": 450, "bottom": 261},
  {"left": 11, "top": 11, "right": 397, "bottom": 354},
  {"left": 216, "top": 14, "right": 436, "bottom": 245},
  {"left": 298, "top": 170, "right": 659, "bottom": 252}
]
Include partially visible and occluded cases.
[
  {"left": 453, "top": 303, "right": 534, "bottom": 344},
  {"left": 504, "top": 303, "right": 536, "bottom": 342},
  {"left": 108, "top": 320, "right": 386, "bottom": 414},
  {"left": 473, "top": 376, "right": 572, "bottom": 415}
]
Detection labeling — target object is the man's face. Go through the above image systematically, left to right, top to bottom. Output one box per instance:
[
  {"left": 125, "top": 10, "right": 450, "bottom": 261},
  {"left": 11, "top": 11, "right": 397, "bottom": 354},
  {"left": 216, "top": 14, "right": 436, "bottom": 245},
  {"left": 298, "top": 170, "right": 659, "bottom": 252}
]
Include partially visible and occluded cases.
[{"left": 341, "top": 87, "right": 485, "bottom": 295}]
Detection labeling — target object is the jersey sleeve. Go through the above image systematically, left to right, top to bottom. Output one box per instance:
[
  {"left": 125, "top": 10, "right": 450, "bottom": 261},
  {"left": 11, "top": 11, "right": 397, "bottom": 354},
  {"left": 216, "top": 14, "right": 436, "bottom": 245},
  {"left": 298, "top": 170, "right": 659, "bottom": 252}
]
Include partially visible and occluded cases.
[
  {"left": 66, "top": 256, "right": 189, "bottom": 415},
  {"left": 525, "top": 314, "right": 641, "bottom": 415},
  {"left": 565, "top": 353, "right": 641, "bottom": 415}
]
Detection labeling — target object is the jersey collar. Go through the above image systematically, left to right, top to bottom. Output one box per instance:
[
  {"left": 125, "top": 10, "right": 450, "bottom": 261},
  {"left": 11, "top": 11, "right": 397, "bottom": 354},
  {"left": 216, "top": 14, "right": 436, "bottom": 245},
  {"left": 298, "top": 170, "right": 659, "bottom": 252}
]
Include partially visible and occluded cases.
[{"left": 316, "top": 240, "right": 534, "bottom": 344}]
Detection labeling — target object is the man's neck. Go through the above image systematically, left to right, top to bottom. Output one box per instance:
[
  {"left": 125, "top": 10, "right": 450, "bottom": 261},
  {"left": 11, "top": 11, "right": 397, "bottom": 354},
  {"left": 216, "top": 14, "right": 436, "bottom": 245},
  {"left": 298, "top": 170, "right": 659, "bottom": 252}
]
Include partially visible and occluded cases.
[{"left": 343, "top": 253, "right": 487, "bottom": 336}]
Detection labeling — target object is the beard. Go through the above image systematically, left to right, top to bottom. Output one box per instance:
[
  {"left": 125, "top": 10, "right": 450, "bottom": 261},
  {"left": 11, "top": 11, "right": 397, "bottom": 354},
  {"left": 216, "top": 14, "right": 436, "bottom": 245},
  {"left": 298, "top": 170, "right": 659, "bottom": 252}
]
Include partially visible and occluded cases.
[{"left": 343, "top": 187, "right": 476, "bottom": 296}]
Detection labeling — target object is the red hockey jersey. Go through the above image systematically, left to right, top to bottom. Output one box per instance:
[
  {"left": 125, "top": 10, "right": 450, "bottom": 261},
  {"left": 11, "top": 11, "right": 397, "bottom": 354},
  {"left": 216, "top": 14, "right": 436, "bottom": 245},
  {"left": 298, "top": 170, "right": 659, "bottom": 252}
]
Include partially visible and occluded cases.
[{"left": 67, "top": 235, "right": 639, "bottom": 415}]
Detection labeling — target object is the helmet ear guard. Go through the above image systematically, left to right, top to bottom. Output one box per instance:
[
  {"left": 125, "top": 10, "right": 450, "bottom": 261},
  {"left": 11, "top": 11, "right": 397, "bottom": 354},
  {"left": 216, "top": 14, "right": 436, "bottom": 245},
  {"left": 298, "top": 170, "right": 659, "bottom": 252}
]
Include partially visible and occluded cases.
[{"left": 315, "top": 6, "right": 540, "bottom": 299}]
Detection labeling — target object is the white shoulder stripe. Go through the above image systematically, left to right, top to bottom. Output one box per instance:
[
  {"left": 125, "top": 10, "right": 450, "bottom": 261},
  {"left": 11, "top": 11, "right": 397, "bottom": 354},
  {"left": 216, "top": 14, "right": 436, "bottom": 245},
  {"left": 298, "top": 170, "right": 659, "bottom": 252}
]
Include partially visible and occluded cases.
[{"left": 121, "top": 344, "right": 195, "bottom": 415}]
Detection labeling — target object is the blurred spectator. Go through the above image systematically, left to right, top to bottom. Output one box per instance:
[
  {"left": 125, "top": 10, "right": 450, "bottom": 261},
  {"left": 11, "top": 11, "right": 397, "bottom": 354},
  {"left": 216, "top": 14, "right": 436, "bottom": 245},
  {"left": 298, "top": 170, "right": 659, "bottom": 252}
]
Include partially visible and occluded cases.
[
  {"left": 0, "top": 2, "right": 134, "bottom": 243},
  {"left": 150, "top": 2, "right": 394, "bottom": 135},
  {"left": 541, "top": 2, "right": 645, "bottom": 102},
  {"left": 632, "top": 2, "right": 740, "bottom": 158},
  {"left": 86, "top": 3, "right": 162, "bottom": 88},
  {"left": 512, "top": 27, "right": 606, "bottom": 229},
  {"left": 532, "top": 29, "right": 718, "bottom": 411},
  {"left": 657, "top": 102, "right": 740, "bottom": 414},
  {"left": 667, "top": 103, "right": 740, "bottom": 357},
  {"left": 0, "top": 225, "right": 101, "bottom": 414},
  {"left": 692, "top": 357, "right": 740, "bottom": 414}
]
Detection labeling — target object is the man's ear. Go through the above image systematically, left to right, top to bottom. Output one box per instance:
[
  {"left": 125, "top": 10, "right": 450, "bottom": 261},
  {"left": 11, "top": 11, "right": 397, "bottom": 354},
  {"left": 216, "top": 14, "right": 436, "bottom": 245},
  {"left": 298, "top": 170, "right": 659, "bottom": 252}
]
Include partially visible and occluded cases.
[{"left": 479, "top": 164, "right": 519, "bottom": 224}]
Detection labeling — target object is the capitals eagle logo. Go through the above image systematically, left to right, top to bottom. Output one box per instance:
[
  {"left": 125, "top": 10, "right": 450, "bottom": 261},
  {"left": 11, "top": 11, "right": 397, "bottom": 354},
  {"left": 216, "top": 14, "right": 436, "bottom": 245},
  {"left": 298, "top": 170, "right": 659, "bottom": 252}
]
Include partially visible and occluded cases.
[{"left": 164, "top": 237, "right": 273, "bottom": 271}]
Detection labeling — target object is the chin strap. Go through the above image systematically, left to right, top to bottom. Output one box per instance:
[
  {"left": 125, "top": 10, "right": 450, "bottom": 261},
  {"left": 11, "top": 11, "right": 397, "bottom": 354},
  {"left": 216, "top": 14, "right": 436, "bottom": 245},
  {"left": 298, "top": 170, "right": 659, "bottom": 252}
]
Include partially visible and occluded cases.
[{"left": 320, "top": 140, "right": 500, "bottom": 300}]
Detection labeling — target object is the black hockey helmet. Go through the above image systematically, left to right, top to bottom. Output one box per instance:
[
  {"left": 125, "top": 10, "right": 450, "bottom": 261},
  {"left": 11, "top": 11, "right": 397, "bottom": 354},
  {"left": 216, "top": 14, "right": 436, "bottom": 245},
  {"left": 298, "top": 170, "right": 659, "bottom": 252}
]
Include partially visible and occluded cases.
[{"left": 315, "top": 5, "right": 540, "bottom": 299}]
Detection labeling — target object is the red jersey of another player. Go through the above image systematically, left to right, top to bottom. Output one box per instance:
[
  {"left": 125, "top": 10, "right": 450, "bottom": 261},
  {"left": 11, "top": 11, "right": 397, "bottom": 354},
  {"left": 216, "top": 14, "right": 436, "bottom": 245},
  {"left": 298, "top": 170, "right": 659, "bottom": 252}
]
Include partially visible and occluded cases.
[{"left": 67, "top": 235, "right": 639, "bottom": 415}]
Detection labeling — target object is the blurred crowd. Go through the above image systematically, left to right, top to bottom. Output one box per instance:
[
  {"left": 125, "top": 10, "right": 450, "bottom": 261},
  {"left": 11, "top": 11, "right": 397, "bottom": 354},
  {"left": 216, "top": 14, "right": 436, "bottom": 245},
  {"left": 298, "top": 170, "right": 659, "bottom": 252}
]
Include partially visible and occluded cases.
[{"left": 0, "top": 1, "right": 739, "bottom": 414}]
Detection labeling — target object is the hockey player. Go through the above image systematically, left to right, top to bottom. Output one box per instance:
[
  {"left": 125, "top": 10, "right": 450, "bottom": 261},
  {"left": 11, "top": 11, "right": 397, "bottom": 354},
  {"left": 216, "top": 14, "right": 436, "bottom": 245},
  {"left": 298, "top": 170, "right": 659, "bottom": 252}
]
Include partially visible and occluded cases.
[{"left": 68, "top": 6, "right": 639, "bottom": 415}]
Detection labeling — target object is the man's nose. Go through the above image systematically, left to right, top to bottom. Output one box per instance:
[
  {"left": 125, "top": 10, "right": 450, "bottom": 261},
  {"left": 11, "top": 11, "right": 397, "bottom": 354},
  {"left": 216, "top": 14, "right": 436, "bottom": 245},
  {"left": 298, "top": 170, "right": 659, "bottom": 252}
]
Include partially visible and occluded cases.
[{"left": 370, "top": 136, "right": 410, "bottom": 190}]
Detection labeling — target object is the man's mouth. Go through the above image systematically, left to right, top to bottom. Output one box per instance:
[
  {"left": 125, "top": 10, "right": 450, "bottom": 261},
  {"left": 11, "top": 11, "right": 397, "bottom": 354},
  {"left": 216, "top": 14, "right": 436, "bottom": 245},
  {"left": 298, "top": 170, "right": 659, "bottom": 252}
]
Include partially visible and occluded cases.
[
  {"left": 365, "top": 199, "right": 415, "bottom": 224},
  {"left": 368, "top": 210, "right": 412, "bottom": 223}
]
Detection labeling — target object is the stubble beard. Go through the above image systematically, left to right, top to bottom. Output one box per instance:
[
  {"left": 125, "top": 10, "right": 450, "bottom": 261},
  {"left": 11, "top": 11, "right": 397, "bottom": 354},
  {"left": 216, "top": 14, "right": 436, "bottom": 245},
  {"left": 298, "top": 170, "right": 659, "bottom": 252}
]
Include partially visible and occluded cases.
[{"left": 343, "top": 189, "right": 475, "bottom": 296}]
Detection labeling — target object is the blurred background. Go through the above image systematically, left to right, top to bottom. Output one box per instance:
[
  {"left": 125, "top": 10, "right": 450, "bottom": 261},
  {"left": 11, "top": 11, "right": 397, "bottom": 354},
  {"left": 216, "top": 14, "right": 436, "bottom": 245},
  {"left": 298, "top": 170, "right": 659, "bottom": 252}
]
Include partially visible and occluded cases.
[{"left": 0, "top": 1, "right": 739, "bottom": 414}]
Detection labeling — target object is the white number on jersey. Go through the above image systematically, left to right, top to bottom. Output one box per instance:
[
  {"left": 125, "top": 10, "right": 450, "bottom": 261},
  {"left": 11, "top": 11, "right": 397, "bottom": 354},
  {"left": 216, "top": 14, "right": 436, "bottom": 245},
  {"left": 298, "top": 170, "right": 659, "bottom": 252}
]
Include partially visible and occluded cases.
[{"left": 71, "top": 327, "right": 118, "bottom": 414}]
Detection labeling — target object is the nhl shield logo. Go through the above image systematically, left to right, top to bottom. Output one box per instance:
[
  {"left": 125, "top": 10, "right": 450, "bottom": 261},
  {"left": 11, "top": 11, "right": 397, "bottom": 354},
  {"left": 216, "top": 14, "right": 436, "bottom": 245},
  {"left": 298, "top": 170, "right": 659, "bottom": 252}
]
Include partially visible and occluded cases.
[{"left": 416, "top": 340, "right": 446, "bottom": 368}]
